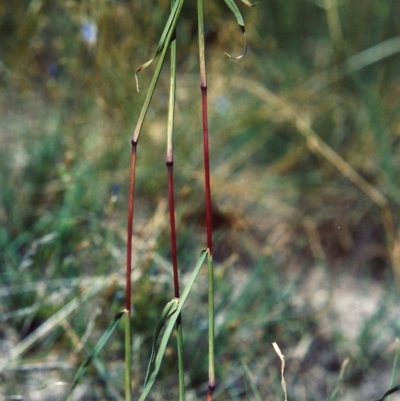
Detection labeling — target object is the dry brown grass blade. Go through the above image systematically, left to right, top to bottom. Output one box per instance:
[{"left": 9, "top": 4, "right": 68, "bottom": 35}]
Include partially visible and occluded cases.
[
  {"left": 233, "top": 77, "right": 398, "bottom": 283},
  {"left": 272, "top": 342, "right": 288, "bottom": 401}
]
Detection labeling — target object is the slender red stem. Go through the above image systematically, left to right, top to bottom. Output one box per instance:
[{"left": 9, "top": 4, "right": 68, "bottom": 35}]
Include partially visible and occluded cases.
[
  {"left": 197, "top": 1, "right": 215, "bottom": 398},
  {"left": 126, "top": 141, "right": 137, "bottom": 315},
  {"left": 167, "top": 161, "right": 180, "bottom": 298}
]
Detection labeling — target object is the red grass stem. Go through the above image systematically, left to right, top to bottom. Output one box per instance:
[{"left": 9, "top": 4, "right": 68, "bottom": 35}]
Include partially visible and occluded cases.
[
  {"left": 126, "top": 141, "right": 138, "bottom": 315},
  {"left": 167, "top": 162, "right": 180, "bottom": 298}
]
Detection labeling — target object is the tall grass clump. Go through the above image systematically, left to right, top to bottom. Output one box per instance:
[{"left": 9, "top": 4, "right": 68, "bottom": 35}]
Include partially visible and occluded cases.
[
  {"left": 68, "top": 0, "right": 255, "bottom": 399},
  {"left": 2, "top": 1, "right": 400, "bottom": 400}
]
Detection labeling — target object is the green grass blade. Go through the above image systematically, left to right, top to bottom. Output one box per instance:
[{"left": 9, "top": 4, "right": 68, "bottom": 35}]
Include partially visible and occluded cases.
[
  {"left": 132, "top": 0, "right": 185, "bottom": 144},
  {"left": 135, "top": 0, "right": 185, "bottom": 90},
  {"left": 221, "top": 0, "right": 250, "bottom": 58},
  {"left": 139, "top": 249, "right": 208, "bottom": 401},
  {"left": 144, "top": 299, "right": 179, "bottom": 385},
  {"left": 70, "top": 310, "right": 126, "bottom": 392},
  {"left": 327, "top": 358, "right": 349, "bottom": 401}
]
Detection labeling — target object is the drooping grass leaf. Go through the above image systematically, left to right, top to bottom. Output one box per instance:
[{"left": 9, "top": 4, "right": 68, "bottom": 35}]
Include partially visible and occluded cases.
[
  {"left": 132, "top": 0, "right": 185, "bottom": 144},
  {"left": 135, "top": 0, "right": 185, "bottom": 91},
  {"left": 221, "top": 0, "right": 254, "bottom": 59},
  {"left": 139, "top": 249, "right": 208, "bottom": 401},
  {"left": 70, "top": 310, "right": 126, "bottom": 392}
]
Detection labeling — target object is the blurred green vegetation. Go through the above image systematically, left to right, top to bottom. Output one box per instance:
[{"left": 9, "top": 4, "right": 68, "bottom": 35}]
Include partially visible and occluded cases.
[{"left": 1, "top": 0, "right": 400, "bottom": 399}]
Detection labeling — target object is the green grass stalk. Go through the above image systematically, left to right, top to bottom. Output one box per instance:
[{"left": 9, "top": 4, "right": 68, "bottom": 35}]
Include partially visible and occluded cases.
[
  {"left": 125, "top": 0, "right": 185, "bottom": 396},
  {"left": 126, "top": 0, "right": 186, "bottom": 309},
  {"left": 197, "top": 0, "right": 215, "bottom": 398},
  {"left": 166, "top": 2, "right": 185, "bottom": 398},
  {"left": 124, "top": 309, "right": 132, "bottom": 401},
  {"left": 327, "top": 358, "right": 349, "bottom": 401}
]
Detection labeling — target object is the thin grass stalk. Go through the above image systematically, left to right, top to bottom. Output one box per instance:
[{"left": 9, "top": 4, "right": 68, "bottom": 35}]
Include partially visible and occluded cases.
[
  {"left": 125, "top": 0, "right": 186, "bottom": 395},
  {"left": 126, "top": 0, "right": 185, "bottom": 315},
  {"left": 132, "top": 0, "right": 185, "bottom": 143},
  {"left": 167, "top": 0, "right": 180, "bottom": 302},
  {"left": 197, "top": 0, "right": 215, "bottom": 398},
  {"left": 323, "top": 0, "right": 344, "bottom": 54},
  {"left": 166, "top": 3, "right": 185, "bottom": 399},
  {"left": 197, "top": 3, "right": 213, "bottom": 254},
  {"left": 125, "top": 146, "right": 137, "bottom": 398},
  {"left": 126, "top": 148, "right": 137, "bottom": 315},
  {"left": 167, "top": 159, "right": 180, "bottom": 297},
  {"left": 168, "top": 160, "right": 186, "bottom": 400},
  {"left": 206, "top": 251, "right": 215, "bottom": 400},
  {"left": 124, "top": 310, "right": 132, "bottom": 401},
  {"left": 327, "top": 358, "right": 349, "bottom": 401}
]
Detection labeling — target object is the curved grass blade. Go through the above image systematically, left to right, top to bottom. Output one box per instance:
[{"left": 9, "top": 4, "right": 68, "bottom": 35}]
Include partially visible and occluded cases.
[
  {"left": 131, "top": 0, "right": 185, "bottom": 144},
  {"left": 135, "top": 0, "right": 185, "bottom": 91},
  {"left": 221, "top": 0, "right": 254, "bottom": 59},
  {"left": 139, "top": 249, "right": 208, "bottom": 401},
  {"left": 144, "top": 299, "right": 179, "bottom": 385},
  {"left": 70, "top": 310, "right": 126, "bottom": 392},
  {"left": 272, "top": 342, "right": 288, "bottom": 401},
  {"left": 327, "top": 358, "right": 349, "bottom": 401},
  {"left": 375, "top": 385, "right": 400, "bottom": 401}
]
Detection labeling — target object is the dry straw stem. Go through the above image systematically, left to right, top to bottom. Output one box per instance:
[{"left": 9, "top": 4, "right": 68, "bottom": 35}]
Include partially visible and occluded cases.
[
  {"left": 234, "top": 78, "right": 398, "bottom": 282},
  {"left": 272, "top": 342, "right": 288, "bottom": 401}
]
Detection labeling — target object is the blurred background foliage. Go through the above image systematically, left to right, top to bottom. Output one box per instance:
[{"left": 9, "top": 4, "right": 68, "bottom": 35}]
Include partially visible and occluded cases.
[{"left": 1, "top": 0, "right": 400, "bottom": 400}]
